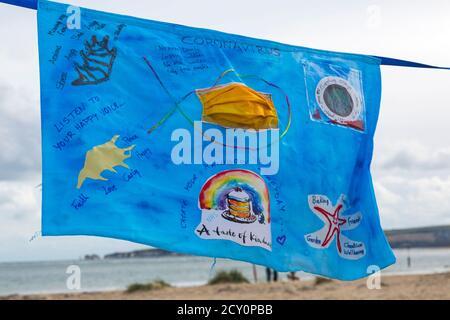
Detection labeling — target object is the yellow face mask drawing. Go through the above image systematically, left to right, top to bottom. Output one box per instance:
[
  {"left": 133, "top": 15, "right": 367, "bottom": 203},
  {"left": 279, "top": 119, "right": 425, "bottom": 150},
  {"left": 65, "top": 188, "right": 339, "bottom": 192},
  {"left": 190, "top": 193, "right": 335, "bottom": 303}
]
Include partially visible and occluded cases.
[{"left": 196, "top": 82, "right": 279, "bottom": 130}]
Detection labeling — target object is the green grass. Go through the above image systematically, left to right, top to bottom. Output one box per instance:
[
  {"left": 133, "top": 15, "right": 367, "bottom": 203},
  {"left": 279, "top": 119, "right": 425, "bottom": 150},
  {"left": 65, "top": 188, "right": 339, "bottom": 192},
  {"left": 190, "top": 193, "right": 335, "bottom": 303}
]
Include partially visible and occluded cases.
[
  {"left": 208, "top": 269, "right": 250, "bottom": 285},
  {"left": 126, "top": 279, "right": 171, "bottom": 293}
]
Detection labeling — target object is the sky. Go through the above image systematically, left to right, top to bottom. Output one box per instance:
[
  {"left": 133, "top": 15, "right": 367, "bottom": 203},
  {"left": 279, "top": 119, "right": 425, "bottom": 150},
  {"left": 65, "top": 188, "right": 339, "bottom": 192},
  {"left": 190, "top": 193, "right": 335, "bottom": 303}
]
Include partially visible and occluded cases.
[{"left": 0, "top": 0, "right": 449, "bottom": 262}]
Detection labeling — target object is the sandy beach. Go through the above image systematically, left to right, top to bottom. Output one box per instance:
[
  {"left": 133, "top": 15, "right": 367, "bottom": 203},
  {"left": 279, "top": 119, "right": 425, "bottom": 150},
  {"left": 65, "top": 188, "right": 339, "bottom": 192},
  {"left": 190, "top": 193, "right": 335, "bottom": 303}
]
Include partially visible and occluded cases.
[{"left": 3, "top": 272, "right": 450, "bottom": 300}]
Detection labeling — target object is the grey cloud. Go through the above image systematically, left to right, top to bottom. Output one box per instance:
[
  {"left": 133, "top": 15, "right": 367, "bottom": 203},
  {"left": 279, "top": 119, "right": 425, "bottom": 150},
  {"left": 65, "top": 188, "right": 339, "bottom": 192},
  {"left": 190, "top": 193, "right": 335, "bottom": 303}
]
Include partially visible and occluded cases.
[
  {"left": 0, "top": 84, "right": 41, "bottom": 181},
  {"left": 380, "top": 145, "right": 450, "bottom": 171},
  {"left": 374, "top": 174, "right": 450, "bottom": 229},
  {"left": 0, "top": 180, "right": 40, "bottom": 222}
]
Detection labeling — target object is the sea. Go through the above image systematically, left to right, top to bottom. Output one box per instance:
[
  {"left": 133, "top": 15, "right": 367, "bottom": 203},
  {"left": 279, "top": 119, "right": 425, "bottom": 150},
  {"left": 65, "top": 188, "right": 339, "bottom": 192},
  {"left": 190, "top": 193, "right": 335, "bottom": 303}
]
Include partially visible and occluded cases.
[{"left": 0, "top": 248, "right": 449, "bottom": 296}]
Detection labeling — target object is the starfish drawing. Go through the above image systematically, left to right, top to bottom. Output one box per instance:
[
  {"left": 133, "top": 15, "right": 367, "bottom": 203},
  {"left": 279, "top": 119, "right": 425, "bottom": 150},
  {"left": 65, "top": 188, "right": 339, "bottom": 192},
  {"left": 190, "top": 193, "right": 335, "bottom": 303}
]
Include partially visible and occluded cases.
[
  {"left": 304, "top": 194, "right": 366, "bottom": 260},
  {"left": 313, "top": 201, "right": 347, "bottom": 253}
]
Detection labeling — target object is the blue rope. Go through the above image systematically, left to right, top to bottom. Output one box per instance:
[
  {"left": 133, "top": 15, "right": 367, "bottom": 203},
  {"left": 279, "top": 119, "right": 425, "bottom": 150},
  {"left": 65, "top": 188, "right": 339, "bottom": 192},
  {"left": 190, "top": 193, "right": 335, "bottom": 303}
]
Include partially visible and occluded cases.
[
  {"left": 0, "top": 0, "right": 37, "bottom": 9},
  {"left": 376, "top": 56, "right": 450, "bottom": 70},
  {"left": 208, "top": 257, "right": 217, "bottom": 280}
]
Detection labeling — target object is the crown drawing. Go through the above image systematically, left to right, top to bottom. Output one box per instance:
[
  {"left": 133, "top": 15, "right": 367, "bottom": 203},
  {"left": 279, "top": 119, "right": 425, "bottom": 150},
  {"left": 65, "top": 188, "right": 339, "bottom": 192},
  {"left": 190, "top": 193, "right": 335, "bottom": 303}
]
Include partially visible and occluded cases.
[{"left": 72, "top": 35, "right": 117, "bottom": 86}]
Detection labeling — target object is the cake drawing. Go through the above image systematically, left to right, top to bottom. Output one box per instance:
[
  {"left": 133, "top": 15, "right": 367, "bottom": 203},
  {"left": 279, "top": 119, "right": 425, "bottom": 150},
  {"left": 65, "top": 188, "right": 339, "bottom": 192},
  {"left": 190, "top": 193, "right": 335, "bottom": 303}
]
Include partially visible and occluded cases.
[{"left": 196, "top": 169, "right": 272, "bottom": 250}]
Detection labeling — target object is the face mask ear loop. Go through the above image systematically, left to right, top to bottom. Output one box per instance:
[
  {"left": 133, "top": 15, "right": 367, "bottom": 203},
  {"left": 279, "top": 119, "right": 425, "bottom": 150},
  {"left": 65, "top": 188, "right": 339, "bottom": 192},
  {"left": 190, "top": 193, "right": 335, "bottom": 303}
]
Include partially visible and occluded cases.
[
  {"left": 144, "top": 57, "right": 197, "bottom": 133},
  {"left": 144, "top": 60, "right": 291, "bottom": 145},
  {"left": 209, "top": 68, "right": 241, "bottom": 88},
  {"left": 257, "top": 79, "right": 292, "bottom": 140},
  {"left": 208, "top": 257, "right": 218, "bottom": 281}
]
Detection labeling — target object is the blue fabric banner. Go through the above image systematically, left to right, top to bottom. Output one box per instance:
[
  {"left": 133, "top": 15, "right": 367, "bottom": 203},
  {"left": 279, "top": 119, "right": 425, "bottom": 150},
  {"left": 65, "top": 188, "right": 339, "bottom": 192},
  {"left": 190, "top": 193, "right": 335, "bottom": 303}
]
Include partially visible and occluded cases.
[{"left": 37, "top": 0, "right": 396, "bottom": 280}]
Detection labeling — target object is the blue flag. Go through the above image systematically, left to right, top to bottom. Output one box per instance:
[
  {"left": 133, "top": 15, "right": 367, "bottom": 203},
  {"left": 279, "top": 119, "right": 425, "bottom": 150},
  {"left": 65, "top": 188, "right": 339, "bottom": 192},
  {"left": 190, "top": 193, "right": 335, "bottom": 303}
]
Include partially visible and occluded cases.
[{"left": 37, "top": 0, "right": 396, "bottom": 280}]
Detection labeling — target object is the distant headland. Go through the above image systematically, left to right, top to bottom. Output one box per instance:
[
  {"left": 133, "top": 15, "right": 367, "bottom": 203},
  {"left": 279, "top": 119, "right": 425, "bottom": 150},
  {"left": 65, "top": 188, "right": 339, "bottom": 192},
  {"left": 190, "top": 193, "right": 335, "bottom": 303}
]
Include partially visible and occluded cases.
[
  {"left": 385, "top": 225, "right": 450, "bottom": 248},
  {"left": 103, "top": 248, "right": 187, "bottom": 260}
]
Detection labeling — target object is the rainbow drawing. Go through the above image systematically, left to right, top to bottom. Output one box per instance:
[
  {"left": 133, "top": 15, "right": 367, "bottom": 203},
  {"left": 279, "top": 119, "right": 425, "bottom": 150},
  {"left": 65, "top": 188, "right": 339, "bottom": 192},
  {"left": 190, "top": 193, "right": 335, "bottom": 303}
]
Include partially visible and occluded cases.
[{"left": 199, "top": 169, "right": 270, "bottom": 223}]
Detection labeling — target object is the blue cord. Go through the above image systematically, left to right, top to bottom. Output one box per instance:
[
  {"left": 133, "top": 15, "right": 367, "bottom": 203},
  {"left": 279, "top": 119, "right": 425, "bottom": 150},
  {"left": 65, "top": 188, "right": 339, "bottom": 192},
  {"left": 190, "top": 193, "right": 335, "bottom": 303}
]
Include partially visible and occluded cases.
[
  {"left": 0, "top": 0, "right": 38, "bottom": 10},
  {"left": 209, "top": 257, "right": 217, "bottom": 280}
]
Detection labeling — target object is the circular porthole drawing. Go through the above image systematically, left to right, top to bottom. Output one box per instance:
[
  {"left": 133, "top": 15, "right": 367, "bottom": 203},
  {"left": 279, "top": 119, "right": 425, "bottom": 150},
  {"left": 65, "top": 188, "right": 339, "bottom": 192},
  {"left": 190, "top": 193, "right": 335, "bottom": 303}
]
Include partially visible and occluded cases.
[{"left": 315, "top": 77, "right": 362, "bottom": 124}]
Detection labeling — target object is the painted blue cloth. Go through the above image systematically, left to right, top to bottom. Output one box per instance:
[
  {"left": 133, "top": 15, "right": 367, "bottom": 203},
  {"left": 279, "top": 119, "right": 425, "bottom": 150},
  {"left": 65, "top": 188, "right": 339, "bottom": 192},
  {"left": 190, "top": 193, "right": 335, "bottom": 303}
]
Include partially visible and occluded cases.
[{"left": 37, "top": 0, "right": 396, "bottom": 280}]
